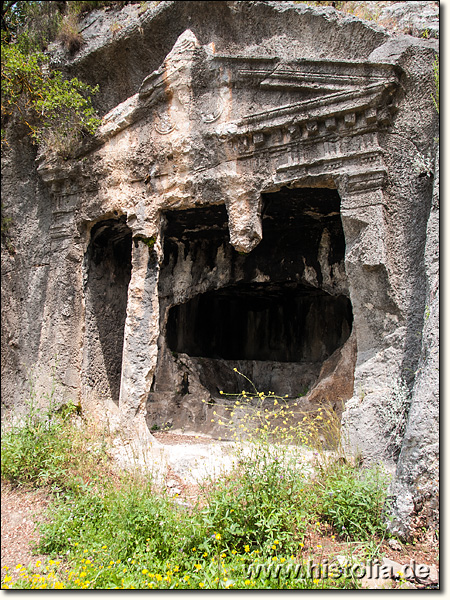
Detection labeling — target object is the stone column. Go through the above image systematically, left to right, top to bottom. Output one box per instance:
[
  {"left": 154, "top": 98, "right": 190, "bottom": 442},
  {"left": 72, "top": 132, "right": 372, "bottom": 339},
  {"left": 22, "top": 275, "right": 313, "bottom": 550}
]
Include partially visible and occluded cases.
[
  {"left": 388, "top": 147, "right": 439, "bottom": 539},
  {"left": 338, "top": 181, "right": 403, "bottom": 465},
  {"left": 36, "top": 193, "right": 85, "bottom": 408},
  {"left": 118, "top": 237, "right": 162, "bottom": 445}
]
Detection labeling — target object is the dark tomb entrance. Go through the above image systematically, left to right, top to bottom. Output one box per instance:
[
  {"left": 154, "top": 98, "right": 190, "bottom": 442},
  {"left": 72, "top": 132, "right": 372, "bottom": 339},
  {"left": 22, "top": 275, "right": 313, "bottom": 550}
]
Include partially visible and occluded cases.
[
  {"left": 149, "top": 188, "right": 353, "bottom": 432},
  {"left": 83, "top": 217, "right": 132, "bottom": 406},
  {"left": 167, "top": 283, "right": 352, "bottom": 365}
]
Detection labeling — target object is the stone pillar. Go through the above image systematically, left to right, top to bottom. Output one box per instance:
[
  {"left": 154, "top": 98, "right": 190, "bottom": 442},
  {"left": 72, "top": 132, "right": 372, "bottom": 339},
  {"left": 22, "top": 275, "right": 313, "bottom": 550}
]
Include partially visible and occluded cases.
[
  {"left": 388, "top": 147, "right": 439, "bottom": 539},
  {"left": 338, "top": 181, "right": 403, "bottom": 464},
  {"left": 340, "top": 188, "right": 391, "bottom": 362},
  {"left": 36, "top": 194, "right": 85, "bottom": 408},
  {"left": 118, "top": 237, "right": 161, "bottom": 444}
]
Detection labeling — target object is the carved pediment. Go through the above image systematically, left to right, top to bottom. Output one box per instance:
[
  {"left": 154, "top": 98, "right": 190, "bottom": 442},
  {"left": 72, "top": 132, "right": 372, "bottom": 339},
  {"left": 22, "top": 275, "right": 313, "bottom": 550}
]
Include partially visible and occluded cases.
[
  {"left": 39, "top": 28, "right": 401, "bottom": 207},
  {"left": 100, "top": 29, "right": 400, "bottom": 140}
]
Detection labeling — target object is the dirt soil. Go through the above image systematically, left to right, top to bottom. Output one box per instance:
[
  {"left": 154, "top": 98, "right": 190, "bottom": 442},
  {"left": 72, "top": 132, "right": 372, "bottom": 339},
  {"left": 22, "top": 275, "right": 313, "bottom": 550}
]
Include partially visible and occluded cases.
[
  {"left": 1, "top": 433, "right": 439, "bottom": 589},
  {"left": 1, "top": 480, "right": 52, "bottom": 576}
]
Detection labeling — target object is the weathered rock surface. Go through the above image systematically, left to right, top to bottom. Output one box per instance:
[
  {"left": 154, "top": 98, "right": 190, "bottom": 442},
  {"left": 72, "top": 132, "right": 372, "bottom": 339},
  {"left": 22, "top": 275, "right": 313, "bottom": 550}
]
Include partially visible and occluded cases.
[
  {"left": 1, "top": 1, "right": 439, "bottom": 539},
  {"left": 378, "top": 1, "right": 439, "bottom": 38}
]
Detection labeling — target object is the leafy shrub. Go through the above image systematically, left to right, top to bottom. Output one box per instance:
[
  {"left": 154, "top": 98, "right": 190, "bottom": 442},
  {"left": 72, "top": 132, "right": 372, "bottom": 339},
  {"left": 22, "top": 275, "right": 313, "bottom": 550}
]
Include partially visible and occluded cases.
[
  {"left": 2, "top": 2, "right": 64, "bottom": 51},
  {"left": 1, "top": 39, "right": 101, "bottom": 155},
  {"left": 2, "top": 372, "right": 393, "bottom": 590},
  {"left": 1, "top": 394, "right": 111, "bottom": 494},
  {"left": 1, "top": 401, "right": 74, "bottom": 487},
  {"left": 200, "top": 445, "right": 310, "bottom": 557},
  {"left": 319, "top": 464, "right": 390, "bottom": 540},
  {"left": 39, "top": 481, "right": 196, "bottom": 564}
]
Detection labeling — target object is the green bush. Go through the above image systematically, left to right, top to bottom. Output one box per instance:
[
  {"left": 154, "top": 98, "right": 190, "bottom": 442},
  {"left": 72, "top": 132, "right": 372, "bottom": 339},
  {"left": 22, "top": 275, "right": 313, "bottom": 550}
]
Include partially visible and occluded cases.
[
  {"left": 1, "top": 37, "right": 100, "bottom": 155},
  {"left": 1, "top": 373, "right": 393, "bottom": 590},
  {"left": 1, "top": 395, "right": 110, "bottom": 494},
  {"left": 1, "top": 402, "right": 74, "bottom": 487},
  {"left": 37, "top": 439, "right": 316, "bottom": 573},
  {"left": 200, "top": 445, "right": 311, "bottom": 557},
  {"left": 319, "top": 463, "right": 390, "bottom": 540},
  {"left": 39, "top": 482, "right": 197, "bottom": 564}
]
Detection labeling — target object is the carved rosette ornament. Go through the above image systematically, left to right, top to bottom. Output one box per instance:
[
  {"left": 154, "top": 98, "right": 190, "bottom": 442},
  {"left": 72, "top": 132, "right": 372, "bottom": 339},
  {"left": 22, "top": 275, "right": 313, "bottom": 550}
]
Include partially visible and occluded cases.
[
  {"left": 199, "top": 92, "right": 225, "bottom": 124},
  {"left": 154, "top": 109, "right": 177, "bottom": 135}
]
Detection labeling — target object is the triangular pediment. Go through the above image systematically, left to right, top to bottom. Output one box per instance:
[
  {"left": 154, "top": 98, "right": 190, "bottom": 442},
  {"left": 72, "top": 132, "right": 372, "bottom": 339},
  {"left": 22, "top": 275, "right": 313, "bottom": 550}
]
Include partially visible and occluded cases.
[
  {"left": 82, "top": 29, "right": 403, "bottom": 200},
  {"left": 99, "top": 30, "right": 400, "bottom": 145}
]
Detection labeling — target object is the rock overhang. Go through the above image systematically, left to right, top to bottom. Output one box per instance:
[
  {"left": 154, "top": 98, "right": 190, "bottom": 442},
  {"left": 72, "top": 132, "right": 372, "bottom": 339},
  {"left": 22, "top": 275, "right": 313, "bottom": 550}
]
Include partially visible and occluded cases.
[{"left": 54, "top": 1, "right": 392, "bottom": 116}]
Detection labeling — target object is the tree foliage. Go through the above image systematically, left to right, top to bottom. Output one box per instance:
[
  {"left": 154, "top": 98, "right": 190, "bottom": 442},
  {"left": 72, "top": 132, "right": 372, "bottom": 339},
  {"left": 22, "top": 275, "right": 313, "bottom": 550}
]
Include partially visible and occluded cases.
[
  {"left": 0, "top": 1, "right": 124, "bottom": 156},
  {"left": 1, "top": 39, "right": 101, "bottom": 156}
]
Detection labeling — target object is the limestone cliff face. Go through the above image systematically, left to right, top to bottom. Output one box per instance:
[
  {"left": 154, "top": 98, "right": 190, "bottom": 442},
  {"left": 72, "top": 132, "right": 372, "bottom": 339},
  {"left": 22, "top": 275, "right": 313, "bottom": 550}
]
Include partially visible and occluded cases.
[{"left": 1, "top": 1, "right": 439, "bottom": 539}]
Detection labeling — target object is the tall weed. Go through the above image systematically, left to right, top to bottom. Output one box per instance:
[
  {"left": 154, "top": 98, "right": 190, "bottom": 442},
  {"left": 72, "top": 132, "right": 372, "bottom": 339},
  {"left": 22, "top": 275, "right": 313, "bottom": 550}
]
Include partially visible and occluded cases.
[
  {"left": 2, "top": 373, "right": 392, "bottom": 589},
  {"left": 1, "top": 393, "right": 111, "bottom": 494},
  {"left": 1, "top": 395, "right": 74, "bottom": 488},
  {"left": 200, "top": 444, "right": 311, "bottom": 556},
  {"left": 318, "top": 463, "right": 391, "bottom": 540},
  {"left": 39, "top": 481, "right": 197, "bottom": 564}
]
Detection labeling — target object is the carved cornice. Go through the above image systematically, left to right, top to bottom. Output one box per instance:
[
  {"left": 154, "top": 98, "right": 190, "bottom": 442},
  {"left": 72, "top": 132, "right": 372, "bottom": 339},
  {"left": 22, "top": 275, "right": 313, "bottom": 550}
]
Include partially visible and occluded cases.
[
  {"left": 38, "top": 30, "right": 401, "bottom": 200},
  {"left": 141, "top": 37, "right": 400, "bottom": 194}
]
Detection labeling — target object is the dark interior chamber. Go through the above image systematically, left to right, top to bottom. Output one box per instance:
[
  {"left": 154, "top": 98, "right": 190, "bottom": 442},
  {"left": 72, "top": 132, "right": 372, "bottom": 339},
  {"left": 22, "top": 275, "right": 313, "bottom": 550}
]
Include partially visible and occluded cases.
[
  {"left": 153, "top": 186, "right": 353, "bottom": 401},
  {"left": 167, "top": 282, "right": 352, "bottom": 363}
]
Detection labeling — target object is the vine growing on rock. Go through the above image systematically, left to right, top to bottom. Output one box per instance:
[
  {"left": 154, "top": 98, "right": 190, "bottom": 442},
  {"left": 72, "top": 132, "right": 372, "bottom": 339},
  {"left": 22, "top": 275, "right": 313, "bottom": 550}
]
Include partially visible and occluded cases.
[{"left": 432, "top": 56, "right": 439, "bottom": 114}]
